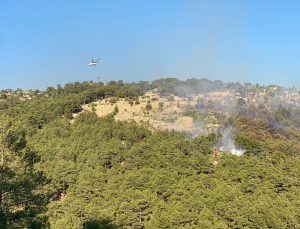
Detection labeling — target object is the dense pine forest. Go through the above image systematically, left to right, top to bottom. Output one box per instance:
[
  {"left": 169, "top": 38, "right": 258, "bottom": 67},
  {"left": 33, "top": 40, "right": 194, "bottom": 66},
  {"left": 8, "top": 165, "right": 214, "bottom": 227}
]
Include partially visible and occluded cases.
[{"left": 0, "top": 79, "right": 300, "bottom": 228}]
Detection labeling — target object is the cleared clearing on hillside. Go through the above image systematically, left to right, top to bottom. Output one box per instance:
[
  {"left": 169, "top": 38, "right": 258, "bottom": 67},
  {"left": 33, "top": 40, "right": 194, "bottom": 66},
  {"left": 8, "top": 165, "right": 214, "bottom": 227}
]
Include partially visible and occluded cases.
[{"left": 79, "top": 91, "right": 227, "bottom": 135}]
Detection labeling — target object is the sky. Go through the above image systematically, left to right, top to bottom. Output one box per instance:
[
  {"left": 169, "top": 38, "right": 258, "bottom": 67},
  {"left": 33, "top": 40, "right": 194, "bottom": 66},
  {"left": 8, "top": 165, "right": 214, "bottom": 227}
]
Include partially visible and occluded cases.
[{"left": 1, "top": 0, "right": 300, "bottom": 89}]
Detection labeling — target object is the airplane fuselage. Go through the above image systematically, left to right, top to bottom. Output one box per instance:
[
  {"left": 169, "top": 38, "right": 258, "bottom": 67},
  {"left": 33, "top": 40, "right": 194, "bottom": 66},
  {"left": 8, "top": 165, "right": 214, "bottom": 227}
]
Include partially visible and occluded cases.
[{"left": 88, "top": 62, "right": 97, "bottom": 66}]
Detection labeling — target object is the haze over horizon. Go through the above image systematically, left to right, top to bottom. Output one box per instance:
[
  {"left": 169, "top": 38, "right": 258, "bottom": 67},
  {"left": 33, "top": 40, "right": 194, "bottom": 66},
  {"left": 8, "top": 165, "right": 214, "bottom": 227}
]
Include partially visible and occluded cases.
[{"left": 1, "top": 0, "right": 300, "bottom": 89}]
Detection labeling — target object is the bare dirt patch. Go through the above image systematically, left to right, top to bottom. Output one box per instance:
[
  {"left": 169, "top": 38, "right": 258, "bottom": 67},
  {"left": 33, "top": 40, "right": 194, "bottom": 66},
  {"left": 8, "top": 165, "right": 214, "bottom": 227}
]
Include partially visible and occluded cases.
[{"left": 77, "top": 90, "right": 233, "bottom": 134}]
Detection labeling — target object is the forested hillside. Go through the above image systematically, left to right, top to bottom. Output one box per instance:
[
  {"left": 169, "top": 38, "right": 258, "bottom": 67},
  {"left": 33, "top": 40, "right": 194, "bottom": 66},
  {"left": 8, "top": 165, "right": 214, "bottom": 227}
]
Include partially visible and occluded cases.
[{"left": 0, "top": 79, "right": 300, "bottom": 228}]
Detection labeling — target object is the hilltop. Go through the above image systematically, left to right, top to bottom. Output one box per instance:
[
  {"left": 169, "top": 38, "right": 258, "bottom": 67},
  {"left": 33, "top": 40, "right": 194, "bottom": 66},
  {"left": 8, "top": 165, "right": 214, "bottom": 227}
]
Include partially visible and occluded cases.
[{"left": 0, "top": 78, "right": 300, "bottom": 228}]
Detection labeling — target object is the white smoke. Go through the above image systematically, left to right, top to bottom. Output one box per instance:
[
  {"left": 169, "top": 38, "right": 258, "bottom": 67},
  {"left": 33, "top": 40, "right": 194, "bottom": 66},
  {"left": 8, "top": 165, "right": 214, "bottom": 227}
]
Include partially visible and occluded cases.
[{"left": 218, "top": 125, "right": 244, "bottom": 156}]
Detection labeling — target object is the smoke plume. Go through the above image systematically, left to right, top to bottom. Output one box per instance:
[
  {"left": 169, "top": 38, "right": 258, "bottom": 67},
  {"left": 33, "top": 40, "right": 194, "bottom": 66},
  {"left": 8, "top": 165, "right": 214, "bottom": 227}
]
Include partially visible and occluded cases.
[{"left": 218, "top": 125, "right": 244, "bottom": 156}]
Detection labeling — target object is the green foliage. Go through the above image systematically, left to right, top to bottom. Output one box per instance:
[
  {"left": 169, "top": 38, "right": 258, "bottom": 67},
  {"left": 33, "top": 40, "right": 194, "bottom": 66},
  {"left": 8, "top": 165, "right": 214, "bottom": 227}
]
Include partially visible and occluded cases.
[
  {"left": 1, "top": 80, "right": 300, "bottom": 228},
  {"left": 110, "top": 98, "right": 119, "bottom": 104},
  {"left": 135, "top": 99, "right": 140, "bottom": 105},
  {"left": 129, "top": 100, "right": 134, "bottom": 106},
  {"left": 146, "top": 101, "right": 152, "bottom": 111},
  {"left": 158, "top": 102, "right": 164, "bottom": 112},
  {"left": 113, "top": 105, "right": 119, "bottom": 115},
  {"left": 25, "top": 112, "right": 300, "bottom": 228},
  {"left": 0, "top": 115, "right": 47, "bottom": 228},
  {"left": 83, "top": 219, "right": 119, "bottom": 229}
]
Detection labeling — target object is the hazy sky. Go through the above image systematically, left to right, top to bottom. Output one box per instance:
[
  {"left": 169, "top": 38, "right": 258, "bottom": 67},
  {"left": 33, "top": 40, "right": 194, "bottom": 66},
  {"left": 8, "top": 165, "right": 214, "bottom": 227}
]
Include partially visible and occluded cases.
[{"left": 1, "top": 0, "right": 300, "bottom": 89}]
